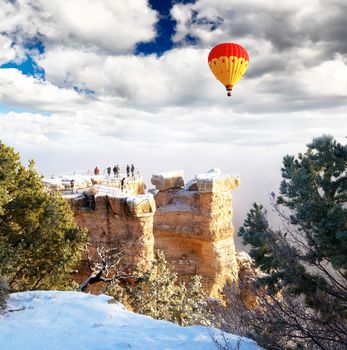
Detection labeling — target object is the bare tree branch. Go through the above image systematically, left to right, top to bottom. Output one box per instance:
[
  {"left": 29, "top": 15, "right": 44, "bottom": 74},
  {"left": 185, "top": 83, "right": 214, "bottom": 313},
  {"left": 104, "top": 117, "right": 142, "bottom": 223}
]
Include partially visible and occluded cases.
[{"left": 78, "top": 246, "right": 134, "bottom": 292}]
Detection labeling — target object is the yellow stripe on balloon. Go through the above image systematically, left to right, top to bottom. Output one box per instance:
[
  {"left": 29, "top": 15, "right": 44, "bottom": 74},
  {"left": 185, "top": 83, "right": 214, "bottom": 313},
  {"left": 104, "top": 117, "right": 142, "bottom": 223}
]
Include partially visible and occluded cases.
[{"left": 209, "top": 56, "right": 249, "bottom": 88}]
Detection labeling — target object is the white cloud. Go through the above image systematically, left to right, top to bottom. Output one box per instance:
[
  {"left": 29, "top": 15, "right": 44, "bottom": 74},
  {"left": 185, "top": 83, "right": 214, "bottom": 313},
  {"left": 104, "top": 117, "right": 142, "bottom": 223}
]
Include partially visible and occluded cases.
[
  {"left": 0, "top": 0, "right": 157, "bottom": 55},
  {"left": 1, "top": 0, "right": 346, "bottom": 115},
  {"left": 171, "top": 0, "right": 323, "bottom": 46},
  {"left": 171, "top": 0, "right": 347, "bottom": 66},
  {"left": 0, "top": 35, "right": 16, "bottom": 64},
  {"left": 36, "top": 45, "right": 347, "bottom": 115},
  {"left": 37, "top": 46, "right": 219, "bottom": 108},
  {"left": 300, "top": 57, "right": 347, "bottom": 95},
  {"left": 0, "top": 68, "right": 90, "bottom": 113},
  {"left": 1, "top": 105, "right": 345, "bottom": 231}
]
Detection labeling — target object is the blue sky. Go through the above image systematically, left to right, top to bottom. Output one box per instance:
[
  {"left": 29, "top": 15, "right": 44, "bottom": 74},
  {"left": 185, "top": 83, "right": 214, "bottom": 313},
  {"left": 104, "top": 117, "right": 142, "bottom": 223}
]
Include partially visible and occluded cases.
[
  {"left": 0, "top": 0, "right": 346, "bottom": 228},
  {"left": 136, "top": 0, "right": 196, "bottom": 55}
]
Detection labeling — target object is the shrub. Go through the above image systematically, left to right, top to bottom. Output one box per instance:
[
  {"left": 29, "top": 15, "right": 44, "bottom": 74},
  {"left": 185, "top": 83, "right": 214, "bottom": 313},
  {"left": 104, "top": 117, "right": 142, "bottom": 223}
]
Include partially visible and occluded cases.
[
  {"left": 107, "top": 250, "right": 210, "bottom": 326},
  {"left": 0, "top": 275, "right": 8, "bottom": 311}
]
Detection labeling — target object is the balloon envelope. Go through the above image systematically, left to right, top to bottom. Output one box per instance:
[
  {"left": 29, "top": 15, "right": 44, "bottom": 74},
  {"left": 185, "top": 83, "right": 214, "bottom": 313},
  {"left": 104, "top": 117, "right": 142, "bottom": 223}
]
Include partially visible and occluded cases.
[{"left": 208, "top": 43, "right": 249, "bottom": 96}]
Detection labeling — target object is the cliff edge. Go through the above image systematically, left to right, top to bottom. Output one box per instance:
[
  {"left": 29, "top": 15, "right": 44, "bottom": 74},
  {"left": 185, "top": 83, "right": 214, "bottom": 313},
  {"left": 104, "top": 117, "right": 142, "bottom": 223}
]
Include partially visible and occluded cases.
[{"left": 64, "top": 169, "right": 240, "bottom": 296}]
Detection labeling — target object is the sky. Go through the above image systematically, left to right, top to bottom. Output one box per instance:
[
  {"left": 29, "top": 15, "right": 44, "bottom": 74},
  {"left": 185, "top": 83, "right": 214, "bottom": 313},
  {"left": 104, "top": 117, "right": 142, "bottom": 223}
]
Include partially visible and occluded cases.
[{"left": 0, "top": 0, "right": 346, "bottom": 231}]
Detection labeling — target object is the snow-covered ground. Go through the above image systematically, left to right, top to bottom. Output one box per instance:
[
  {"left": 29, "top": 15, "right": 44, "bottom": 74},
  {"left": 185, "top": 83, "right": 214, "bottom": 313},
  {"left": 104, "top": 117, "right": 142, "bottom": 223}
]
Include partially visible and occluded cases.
[
  {"left": 43, "top": 173, "right": 143, "bottom": 199},
  {"left": 43, "top": 174, "right": 96, "bottom": 190},
  {"left": 0, "top": 291, "right": 260, "bottom": 350}
]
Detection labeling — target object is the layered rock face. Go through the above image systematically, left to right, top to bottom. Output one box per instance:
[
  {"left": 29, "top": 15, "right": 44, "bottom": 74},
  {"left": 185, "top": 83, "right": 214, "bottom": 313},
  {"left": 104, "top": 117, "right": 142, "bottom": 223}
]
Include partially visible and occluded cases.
[
  {"left": 65, "top": 169, "right": 240, "bottom": 296},
  {"left": 152, "top": 169, "right": 240, "bottom": 296},
  {"left": 66, "top": 187, "right": 155, "bottom": 291}
]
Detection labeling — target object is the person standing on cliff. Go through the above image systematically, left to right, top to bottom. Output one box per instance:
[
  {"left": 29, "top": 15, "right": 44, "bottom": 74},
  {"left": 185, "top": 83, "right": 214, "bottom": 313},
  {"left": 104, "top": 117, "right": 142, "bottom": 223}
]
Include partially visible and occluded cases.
[
  {"left": 126, "top": 164, "right": 130, "bottom": 177},
  {"left": 131, "top": 164, "right": 135, "bottom": 177},
  {"left": 113, "top": 165, "right": 118, "bottom": 178},
  {"left": 94, "top": 166, "right": 100, "bottom": 175},
  {"left": 107, "top": 166, "right": 111, "bottom": 178},
  {"left": 121, "top": 177, "right": 126, "bottom": 192},
  {"left": 70, "top": 179, "right": 75, "bottom": 194}
]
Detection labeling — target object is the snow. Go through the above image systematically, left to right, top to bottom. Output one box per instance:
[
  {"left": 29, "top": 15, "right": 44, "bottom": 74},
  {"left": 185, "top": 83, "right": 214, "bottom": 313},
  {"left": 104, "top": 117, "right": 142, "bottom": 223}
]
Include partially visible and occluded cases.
[
  {"left": 196, "top": 168, "right": 240, "bottom": 181},
  {"left": 152, "top": 170, "right": 184, "bottom": 178},
  {"left": 44, "top": 172, "right": 144, "bottom": 200},
  {"left": 44, "top": 174, "right": 94, "bottom": 189},
  {"left": 43, "top": 177, "right": 65, "bottom": 186},
  {"left": 184, "top": 178, "right": 197, "bottom": 190},
  {"left": 93, "top": 184, "right": 125, "bottom": 198},
  {"left": 0, "top": 291, "right": 261, "bottom": 350}
]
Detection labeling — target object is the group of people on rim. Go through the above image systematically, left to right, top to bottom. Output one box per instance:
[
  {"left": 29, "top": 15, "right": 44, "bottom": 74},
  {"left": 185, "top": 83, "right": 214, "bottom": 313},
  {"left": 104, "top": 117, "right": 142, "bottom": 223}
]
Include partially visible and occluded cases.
[
  {"left": 69, "top": 164, "right": 137, "bottom": 197},
  {"left": 93, "top": 164, "right": 136, "bottom": 178}
]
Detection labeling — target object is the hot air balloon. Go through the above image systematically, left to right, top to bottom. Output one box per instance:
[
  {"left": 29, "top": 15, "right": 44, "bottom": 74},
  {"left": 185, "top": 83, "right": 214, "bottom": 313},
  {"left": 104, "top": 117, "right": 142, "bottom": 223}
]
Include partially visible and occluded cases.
[{"left": 208, "top": 43, "right": 249, "bottom": 96}]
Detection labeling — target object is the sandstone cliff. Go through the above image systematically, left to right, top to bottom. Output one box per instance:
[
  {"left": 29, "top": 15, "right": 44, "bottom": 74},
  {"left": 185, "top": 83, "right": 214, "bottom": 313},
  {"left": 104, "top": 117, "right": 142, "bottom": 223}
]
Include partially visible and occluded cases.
[
  {"left": 64, "top": 169, "right": 240, "bottom": 296},
  {"left": 152, "top": 169, "right": 240, "bottom": 296},
  {"left": 65, "top": 183, "right": 155, "bottom": 291}
]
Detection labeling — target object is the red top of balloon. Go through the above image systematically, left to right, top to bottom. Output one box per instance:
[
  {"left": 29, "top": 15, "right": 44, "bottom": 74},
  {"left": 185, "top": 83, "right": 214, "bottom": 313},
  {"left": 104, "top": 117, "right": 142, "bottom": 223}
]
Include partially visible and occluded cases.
[{"left": 208, "top": 43, "right": 249, "bottom": 62}]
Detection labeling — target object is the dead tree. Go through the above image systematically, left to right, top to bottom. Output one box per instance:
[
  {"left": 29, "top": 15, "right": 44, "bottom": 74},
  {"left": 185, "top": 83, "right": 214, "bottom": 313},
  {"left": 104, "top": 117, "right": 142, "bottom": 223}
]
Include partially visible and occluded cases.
[{"left": 78, "top": 246, "right": 135, "bottom": 292}]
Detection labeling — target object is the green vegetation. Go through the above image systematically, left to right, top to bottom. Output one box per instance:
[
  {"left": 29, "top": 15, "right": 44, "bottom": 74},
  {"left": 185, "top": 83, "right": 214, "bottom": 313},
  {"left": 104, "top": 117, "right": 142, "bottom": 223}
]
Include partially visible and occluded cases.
[
  {"left": 216, "top": 135, "right": 347, "bottom": 350},
  {"left": 240, "top": 135, "right": 346, "bottom": 305},
  {"left": 0, "top": 141, "right": 86, "bottom": 292},
  {"left": 107, "top": 250, "right": 210, "bottom": 326},
  {"left": 0, "top": 275, "right": 8, "bottom": 311}
]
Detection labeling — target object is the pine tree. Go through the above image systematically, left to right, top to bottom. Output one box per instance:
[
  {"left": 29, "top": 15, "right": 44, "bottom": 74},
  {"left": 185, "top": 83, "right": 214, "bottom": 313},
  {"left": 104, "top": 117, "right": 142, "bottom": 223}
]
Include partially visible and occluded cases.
[
  {"left": 236, "top": 135, "right": 347, "bottom": 349},
  {"left": 240, "top": 135, "right": 347, "bottom": 304},
  {"left": 0, "top": 141, "right": 87, "bottom": 291},
  {"left": 172, "top": 275, "right": 210, "bottom": 326}
]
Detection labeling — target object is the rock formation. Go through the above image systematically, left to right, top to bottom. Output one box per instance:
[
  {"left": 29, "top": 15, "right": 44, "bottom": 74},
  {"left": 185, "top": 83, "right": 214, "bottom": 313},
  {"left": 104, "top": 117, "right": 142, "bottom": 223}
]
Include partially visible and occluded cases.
[
  {"left": 64, "top": 169, "right": 240, "bottom": 296},
  {"left": 152, "top": 169, "right": 240, "bottom": 295},
  {"left": 151, "top": 171, "right": 185, "bottom": 191},
  {"left": 65, "top": 185, "right": 155, "bottom": 291}
]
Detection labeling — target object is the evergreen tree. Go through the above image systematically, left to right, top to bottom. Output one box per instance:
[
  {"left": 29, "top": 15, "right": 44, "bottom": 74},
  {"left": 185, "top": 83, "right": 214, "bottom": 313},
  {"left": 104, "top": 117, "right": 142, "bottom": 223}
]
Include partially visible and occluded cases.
[
  {"left": 236, "top": 135, "right": 347, "bottom": 349},
  {"left": 0, "top": 142, "right": 86, "bottom": 291},
  {"left": 107, "top": 250, "right": 210, "bottom": 326},
  {"left": 130, "top": 250, "right": 178, "bottom": 321},
  {"left": 172, "top": 274, "right": 210, "bottom": 326}
]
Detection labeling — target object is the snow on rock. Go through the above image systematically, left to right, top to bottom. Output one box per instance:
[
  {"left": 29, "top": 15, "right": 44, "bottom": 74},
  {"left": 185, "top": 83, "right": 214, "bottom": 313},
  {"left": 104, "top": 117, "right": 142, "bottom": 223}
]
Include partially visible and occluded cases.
[
  {"left": 196, "top": 169, "right": 240, "bottom": 193},
  {"left": 151, "top": 171, "right": 185, "bottom": 191},
  {"left": 43, "top": 174, "right": 94, "bottom": 191},
  {"left": 43, "top": 177, "right": 66, "bottom": 191},
  {"left": 126, "top": 194, "right": 156, "bottom": 215},
  {"left": 0, "top": 291, "right": 260, "bottom": 350}
]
